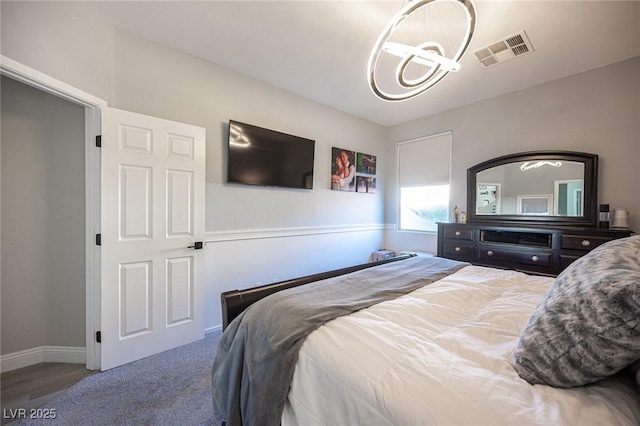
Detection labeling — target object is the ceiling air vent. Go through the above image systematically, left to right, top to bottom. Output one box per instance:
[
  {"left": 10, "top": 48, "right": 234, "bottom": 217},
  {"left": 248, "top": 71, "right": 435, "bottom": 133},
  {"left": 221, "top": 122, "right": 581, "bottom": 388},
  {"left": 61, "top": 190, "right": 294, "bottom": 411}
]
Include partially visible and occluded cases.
[{"left": 473, "top": 31, "right": 534, "bottom": 68}]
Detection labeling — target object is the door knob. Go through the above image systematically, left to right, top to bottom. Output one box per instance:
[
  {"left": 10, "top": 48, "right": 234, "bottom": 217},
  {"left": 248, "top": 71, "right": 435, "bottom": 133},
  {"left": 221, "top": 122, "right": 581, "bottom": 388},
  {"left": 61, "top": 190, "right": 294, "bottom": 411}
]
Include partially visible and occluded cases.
[{"left": 188, "top": 241, "right": 204, "bottom": 250}]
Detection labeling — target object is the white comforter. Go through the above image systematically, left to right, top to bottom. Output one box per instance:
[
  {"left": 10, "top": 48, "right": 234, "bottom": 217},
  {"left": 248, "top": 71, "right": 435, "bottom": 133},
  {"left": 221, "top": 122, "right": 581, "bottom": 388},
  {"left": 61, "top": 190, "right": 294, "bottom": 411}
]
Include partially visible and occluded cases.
[{"left": 282, "top": 265, "right": 640, "bottom": 426}]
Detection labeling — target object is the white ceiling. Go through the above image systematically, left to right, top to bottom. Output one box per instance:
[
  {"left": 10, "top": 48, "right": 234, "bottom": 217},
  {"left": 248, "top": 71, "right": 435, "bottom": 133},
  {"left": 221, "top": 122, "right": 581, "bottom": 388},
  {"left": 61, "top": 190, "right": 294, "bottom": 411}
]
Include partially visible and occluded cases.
[{"left": 85, "top": 1, "right": 640, "bottom": 127}]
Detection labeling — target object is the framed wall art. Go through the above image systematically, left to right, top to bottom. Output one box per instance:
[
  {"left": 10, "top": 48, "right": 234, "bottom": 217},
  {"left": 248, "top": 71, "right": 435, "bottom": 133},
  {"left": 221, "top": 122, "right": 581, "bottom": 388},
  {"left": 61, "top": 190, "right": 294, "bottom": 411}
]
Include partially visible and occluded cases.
[
  {"left": 331, "top": 147, "right": 356, "bottom": 191},
  {"left": 331, "top": 148, "right": 377, "bottom": 193}
]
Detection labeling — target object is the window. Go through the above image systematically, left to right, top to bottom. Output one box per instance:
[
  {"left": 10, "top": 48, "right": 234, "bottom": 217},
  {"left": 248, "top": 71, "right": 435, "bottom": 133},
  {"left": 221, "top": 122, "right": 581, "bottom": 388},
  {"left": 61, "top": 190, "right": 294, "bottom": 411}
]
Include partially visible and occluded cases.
[
  {"left": 398, "top": 132, "right": 452, "bottom": 232},
  {"left": 400, "top": 185, "right": 450, "bottom": 232}
]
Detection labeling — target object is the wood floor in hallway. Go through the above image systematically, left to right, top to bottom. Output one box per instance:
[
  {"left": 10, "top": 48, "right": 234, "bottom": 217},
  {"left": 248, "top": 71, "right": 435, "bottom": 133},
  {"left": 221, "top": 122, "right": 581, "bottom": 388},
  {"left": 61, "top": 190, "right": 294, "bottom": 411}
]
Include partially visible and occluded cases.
[{"left": 1, "top": 363, "right": 94, "bottom": 425}]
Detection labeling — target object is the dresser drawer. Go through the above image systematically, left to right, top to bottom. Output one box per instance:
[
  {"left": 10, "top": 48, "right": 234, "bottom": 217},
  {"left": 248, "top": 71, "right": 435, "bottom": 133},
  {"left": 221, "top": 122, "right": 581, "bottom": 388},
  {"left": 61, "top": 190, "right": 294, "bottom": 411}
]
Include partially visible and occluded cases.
[
  {"left": 438, "top": 222, "right": 632, "bottom": 277},
  {"left": 443, "top": 227, "right": 473, "bottom": 241},
  {"left": 561, "top": 235, "right": 613, "bottom": 252},
  {"left": 443, "top": 241, "right": 474, "bottom": 259},
  {"left": 477, "top": 247, "right": 552, "bottom": 267},
  {"left": 560, "top": 255, "right": 580, "bottom": 270}
]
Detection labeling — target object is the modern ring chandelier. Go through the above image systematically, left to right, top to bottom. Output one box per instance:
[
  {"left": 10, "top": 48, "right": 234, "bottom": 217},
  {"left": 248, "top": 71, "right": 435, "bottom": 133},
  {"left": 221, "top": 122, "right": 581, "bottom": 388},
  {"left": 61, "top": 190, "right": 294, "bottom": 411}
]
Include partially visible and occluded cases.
[{"left": 368, "top": 0, "right": 477, "bottom": 102}]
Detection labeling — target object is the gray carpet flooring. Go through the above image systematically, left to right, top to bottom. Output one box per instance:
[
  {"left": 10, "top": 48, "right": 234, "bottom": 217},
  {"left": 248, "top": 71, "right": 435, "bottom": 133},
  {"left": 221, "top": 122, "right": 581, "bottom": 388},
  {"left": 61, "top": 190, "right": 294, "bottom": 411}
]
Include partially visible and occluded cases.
[{"left": 18, "top": 331, "right": 222, "bottom": 426}]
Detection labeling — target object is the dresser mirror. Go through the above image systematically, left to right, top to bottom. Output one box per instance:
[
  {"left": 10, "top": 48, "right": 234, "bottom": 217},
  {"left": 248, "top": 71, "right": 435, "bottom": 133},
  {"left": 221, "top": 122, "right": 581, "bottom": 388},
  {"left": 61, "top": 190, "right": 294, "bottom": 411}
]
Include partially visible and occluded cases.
[{"left": 467, "top": 151, "right": 598, "bottom": 226}]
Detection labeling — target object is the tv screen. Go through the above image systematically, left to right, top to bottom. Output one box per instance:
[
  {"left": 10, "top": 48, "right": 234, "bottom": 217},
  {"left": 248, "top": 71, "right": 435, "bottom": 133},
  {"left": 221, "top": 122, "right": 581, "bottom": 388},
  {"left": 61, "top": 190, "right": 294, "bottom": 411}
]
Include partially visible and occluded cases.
[{"left": 227, "top": 120, "right": 315, "bottom": 189}]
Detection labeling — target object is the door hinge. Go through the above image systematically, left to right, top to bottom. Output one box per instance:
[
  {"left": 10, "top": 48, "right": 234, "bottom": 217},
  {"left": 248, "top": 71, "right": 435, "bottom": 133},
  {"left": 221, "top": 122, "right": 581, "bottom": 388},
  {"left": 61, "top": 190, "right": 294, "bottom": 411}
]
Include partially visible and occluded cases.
[
  {"left": 95, "top": 135, "right": 102, "bottom": 147},
  {"left": 96, "top": 234, "right": 102, "bottom": 246},
  {"left": 96, "top": 331, "right": 102, "bottom": 343}
]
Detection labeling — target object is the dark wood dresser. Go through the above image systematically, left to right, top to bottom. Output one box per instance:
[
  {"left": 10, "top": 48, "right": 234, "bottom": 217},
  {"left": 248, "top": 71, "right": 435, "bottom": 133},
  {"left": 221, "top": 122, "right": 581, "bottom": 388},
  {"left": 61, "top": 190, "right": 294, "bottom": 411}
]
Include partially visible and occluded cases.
[{"left": 437, "top": 222, "right": 633, "bottom": 276}]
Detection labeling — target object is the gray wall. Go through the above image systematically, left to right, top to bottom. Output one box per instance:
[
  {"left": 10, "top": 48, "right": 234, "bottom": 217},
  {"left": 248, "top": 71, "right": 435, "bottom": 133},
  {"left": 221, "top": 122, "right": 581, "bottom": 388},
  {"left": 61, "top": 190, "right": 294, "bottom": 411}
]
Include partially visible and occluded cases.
[
  {"left": 1, "top": 1, "right": 387, "bottom": 339},
  {"left": 384, "top": 56, "right": 640, "bottom": 253},
  {"left": 1, "top": 76, "right": 86, "bottom": 354}
]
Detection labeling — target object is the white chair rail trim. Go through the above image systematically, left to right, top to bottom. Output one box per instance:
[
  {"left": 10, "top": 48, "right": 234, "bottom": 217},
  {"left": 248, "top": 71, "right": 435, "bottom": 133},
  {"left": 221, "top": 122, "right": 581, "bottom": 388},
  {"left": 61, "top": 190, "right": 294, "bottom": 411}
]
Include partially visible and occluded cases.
[{"left": 205, "top": 223, "right": 391, "bottom": 243}]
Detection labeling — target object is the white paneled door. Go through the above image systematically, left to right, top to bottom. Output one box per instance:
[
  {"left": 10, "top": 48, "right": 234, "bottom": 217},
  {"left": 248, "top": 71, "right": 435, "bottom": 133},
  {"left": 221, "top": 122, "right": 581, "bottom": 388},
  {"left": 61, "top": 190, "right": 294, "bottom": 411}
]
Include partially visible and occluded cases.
[{"left": 101, "top": 108, "right": 205, "bottom": 370}]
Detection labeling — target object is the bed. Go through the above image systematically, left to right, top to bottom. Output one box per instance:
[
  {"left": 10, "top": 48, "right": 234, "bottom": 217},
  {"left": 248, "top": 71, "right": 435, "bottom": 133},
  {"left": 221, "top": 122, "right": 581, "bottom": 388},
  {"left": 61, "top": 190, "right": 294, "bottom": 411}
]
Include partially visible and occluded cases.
[{"left": 212, "top": 236, "right": 640, "bottom": 426}]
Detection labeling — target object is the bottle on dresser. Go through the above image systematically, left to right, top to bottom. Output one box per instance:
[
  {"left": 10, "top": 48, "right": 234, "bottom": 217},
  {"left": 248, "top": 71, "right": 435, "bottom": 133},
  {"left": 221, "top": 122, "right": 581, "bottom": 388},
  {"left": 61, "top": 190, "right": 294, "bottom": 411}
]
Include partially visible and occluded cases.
[{"left": 599, "top": 204, "right": 610, "bottom": 229}]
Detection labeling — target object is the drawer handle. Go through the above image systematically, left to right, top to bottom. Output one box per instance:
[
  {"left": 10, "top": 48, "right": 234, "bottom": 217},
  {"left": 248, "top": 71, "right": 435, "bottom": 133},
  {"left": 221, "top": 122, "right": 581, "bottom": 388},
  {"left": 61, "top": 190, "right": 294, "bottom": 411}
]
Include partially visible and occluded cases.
[
  {"left": 455, "top": 231, "right": 461, "bottom": 236},
  {"left": 581, "top": 240, "right": 591, "bottom": 247},
  {"left": 455, "top": 247, "right": 461, "bottom": 252},
  {"left": 487, "top": 250, "right": 494, "bottom": 256},
  {"left": 531, "top": 255, "right": 539, "bottom": 262}
]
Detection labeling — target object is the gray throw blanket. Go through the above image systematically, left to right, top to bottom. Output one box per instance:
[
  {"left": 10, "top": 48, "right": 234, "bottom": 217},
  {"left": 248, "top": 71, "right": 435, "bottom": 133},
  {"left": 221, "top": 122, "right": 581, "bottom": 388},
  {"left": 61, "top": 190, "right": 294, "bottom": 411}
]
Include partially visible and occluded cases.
[{"left": 211, "top": 255, "right": 467, "bottom": 426}]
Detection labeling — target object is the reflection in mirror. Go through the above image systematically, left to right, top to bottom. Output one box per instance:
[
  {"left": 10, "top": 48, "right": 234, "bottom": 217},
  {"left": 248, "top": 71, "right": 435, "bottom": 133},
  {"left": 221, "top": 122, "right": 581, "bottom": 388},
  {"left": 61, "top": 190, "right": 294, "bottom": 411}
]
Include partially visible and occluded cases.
[
  {"left": 476, "top": 161, "right": 584, "bottom": 216},
  {"left": 554, "top": 180, "right": 583, "bottom": 216},
  {"left": 476, "top": 184, "right": 500, "bottom": 214}
]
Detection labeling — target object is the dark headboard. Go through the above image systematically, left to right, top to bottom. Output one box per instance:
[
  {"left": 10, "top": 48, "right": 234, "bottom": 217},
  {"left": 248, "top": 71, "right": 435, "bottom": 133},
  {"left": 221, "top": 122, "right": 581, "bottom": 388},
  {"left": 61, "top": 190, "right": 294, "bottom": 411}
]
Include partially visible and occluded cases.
[{"left": 220, "top": 253, "right": 417, "bottom": 330}]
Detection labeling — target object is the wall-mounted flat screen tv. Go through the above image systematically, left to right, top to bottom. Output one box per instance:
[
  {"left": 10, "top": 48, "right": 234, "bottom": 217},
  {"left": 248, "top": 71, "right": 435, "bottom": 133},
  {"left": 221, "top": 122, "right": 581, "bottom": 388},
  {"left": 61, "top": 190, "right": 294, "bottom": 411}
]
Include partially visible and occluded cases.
[{"left": 227, "top": 120, "right": 315, "bottom": 189}]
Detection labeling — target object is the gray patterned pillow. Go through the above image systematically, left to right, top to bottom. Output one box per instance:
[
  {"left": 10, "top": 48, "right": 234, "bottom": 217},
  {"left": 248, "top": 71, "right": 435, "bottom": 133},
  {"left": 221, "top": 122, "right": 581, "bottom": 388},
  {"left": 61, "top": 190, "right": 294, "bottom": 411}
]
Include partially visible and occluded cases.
[{"left": 513, "top": 235, "right": 640, "bottom": 387}]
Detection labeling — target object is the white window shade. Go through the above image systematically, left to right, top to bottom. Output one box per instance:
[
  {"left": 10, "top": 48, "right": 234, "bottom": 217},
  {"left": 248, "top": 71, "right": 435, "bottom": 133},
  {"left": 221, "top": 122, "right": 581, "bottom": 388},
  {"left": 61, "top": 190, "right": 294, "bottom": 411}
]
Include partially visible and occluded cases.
[{"left": 398, "top": 132, "right": 451, "bottom": 187}]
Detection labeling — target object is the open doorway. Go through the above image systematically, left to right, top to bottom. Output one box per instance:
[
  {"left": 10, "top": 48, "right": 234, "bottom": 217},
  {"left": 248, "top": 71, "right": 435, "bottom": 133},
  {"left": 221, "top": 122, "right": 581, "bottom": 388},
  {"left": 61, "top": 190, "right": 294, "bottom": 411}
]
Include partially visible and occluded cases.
[
  {"left": 1, "top": 57, "right": 104, "bottom": 372},
  {"left": 1, "top": 75, "right": 86, "bottom": 367}
]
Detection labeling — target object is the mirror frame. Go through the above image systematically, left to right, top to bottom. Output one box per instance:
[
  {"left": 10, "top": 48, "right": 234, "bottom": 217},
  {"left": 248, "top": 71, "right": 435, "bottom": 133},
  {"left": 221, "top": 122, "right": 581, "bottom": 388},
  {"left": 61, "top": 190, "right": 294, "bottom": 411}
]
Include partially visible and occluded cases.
[{"left": 467, "top": 151, "right": 598, "bottom": 226}]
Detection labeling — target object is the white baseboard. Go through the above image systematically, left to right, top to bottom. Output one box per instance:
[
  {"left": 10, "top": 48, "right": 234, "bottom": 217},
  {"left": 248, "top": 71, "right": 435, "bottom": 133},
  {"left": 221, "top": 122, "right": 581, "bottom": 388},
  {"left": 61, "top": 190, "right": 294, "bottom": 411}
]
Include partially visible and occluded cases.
[
  {"left": 205, "top": 325, "right": 222, "bottom": 335},
  {"left": 1, "top": 346, "right": 85, "bottom": 373},
  {"left": 1, "top": 347, "right": 43, "bottom": 373}
]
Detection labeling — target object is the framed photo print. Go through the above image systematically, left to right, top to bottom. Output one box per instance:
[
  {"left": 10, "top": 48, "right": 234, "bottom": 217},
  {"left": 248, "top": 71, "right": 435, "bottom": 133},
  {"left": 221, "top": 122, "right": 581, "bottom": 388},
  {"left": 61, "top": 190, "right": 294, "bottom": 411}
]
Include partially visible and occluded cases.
[
  {"left": 331, "top": 147, "right": 356, "bottom": 191},
  {"left": 356, "top": 152, "right": 377, "bottom": 175},
  {"left": 356, "top": 176, "right": 376, "bottom": 194}
]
